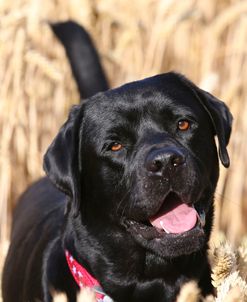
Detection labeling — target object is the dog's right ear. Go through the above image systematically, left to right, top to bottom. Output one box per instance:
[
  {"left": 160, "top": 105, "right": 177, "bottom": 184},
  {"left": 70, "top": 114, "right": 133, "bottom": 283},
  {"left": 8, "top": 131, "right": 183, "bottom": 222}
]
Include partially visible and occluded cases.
[{"left": 43, "top": 105, "right": 83, "bottom": 215}]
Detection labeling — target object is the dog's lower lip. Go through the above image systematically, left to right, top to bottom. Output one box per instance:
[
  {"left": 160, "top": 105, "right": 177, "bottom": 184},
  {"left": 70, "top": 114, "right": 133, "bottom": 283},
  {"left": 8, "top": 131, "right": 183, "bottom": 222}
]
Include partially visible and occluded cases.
[
  {"left": 121, "top": 195, "right": 206, "bottom": 238},
  {"left": 123, "top": 213, "right": 205, "bottom": 240}
]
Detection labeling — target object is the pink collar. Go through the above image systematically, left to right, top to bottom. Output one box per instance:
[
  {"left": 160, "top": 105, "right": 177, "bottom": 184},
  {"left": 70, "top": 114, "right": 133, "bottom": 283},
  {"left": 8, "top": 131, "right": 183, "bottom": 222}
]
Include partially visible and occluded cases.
[{"left": 65, "top": 250, "right": 112, "bottom": 302}]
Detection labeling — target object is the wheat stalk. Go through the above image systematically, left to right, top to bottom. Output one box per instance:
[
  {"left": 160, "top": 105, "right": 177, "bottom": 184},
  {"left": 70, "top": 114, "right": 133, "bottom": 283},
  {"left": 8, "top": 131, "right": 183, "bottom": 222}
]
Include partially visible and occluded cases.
[
  {"left": 0, "top": 1, "right": 247, "bottom": 300},
  {"left": 176, "top": 281, "right": 201, "bottom": 302}
]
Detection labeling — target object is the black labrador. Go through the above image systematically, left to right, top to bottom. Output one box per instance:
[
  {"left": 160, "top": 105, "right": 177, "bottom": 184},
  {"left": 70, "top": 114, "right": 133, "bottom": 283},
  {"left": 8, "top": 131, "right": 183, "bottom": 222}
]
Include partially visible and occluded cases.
[{"left": 2, "top": 22, "right": 232, "bottom": 302}]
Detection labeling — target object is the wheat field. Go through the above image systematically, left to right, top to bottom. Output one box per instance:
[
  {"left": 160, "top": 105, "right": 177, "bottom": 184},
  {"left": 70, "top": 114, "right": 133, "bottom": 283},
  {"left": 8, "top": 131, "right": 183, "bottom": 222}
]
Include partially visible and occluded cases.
[{"left": 0, "top": 0, "right": 247, "bottom": 301}]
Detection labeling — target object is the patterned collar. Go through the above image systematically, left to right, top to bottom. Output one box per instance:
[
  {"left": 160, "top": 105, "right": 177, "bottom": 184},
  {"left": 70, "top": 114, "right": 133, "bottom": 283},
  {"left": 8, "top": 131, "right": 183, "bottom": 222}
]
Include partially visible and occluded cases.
[{"left": 65, "top": 250, "right": 113, "bottom": 302}]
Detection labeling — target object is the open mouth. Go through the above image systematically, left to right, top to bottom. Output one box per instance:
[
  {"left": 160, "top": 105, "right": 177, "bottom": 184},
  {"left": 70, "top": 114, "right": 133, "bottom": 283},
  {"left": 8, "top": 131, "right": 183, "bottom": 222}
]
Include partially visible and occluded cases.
[
  {"left": 123, "top": 192, "right": 206, "bottom": 240},
  {"left": 149, "top": 192, "right": 205, "bottom": 234}
]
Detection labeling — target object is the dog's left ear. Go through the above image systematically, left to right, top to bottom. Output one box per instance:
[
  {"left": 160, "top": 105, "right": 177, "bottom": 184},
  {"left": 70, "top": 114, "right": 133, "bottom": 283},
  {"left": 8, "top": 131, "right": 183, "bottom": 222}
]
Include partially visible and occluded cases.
[
  {"left": 179, "top": 75, "right": 233, "bottom": 168},
  {"left": 190, "top": 87, "right": 233, "bottom": 168},
  {"left": 195, "top": 89, "right": 232, "bottom": 168},
  {"left": 43, "top": 105, "right": 83, "bottom": 215}
]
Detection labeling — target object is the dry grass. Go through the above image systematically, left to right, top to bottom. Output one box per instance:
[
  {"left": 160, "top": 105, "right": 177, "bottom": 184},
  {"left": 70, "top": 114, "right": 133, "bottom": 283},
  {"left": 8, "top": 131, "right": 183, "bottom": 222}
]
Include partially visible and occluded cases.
[{"left": 0, "top": 0, "right": 247, "bottom": 301}]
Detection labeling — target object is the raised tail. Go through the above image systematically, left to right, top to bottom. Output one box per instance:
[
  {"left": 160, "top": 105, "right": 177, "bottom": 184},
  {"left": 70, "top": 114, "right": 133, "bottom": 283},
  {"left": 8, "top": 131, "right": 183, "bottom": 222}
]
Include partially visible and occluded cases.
[{"left": 50, "top": 20, "right": 109, "bottom": 99}]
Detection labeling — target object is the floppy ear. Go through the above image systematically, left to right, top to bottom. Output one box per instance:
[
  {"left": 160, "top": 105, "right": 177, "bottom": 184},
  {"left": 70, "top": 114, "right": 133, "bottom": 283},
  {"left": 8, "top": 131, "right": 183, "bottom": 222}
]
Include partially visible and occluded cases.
[
  {"left": 178, "top": 75, "right": 233, "bottom": 168},
  {"left": 196, "top": 89, "right": 232, "bottom": 167},
  {"left": 43, "top": 105, "right": 83, "bottom": 215}
]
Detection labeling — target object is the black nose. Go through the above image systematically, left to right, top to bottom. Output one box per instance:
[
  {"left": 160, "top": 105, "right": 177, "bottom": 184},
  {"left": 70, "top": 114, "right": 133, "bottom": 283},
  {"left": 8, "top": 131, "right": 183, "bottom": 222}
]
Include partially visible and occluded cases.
[{"left": 145, "top": 147, "right": 186, "bottom": 174}]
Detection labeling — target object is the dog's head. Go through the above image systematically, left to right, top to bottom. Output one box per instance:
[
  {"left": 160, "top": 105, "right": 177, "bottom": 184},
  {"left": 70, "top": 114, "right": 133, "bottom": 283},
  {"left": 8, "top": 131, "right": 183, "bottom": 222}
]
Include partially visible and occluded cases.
[{"left": 44, "top": 72, "right": 232, "bottom": 258}]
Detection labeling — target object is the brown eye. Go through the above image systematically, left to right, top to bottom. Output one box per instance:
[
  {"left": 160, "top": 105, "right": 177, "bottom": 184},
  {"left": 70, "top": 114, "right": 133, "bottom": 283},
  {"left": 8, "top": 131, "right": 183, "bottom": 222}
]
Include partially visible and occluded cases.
[
  {"left": 178, "top": 120, "right": 190, "bottom": 131},
  {"left": 111, "top": 143, "right": 123, "bottom": 152}
]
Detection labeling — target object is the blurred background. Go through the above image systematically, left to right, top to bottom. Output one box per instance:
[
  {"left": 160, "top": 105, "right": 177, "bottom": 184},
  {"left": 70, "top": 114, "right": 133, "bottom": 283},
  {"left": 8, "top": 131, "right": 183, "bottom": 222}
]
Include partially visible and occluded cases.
[{"left": 0, "top": 0, "right": 246, "bottom": 277}]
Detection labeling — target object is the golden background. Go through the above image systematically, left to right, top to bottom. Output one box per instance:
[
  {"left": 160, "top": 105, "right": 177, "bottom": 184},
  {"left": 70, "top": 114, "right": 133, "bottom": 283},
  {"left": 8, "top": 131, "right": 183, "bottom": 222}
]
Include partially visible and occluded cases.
[{"left": 0, "top": 1, "right": 246, "bottom": 299}]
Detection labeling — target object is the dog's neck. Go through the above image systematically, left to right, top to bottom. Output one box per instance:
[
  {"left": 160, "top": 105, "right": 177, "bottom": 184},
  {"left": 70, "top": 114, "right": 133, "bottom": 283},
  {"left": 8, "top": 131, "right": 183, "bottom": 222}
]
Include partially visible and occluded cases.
[{"left": 65, "top": 249, "right": 113, "bottom": 301}]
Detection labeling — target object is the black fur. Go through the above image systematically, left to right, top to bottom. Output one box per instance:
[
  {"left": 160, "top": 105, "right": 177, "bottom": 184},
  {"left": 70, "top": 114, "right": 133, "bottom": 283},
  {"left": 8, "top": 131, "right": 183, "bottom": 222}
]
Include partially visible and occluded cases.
[
  {"left": 51, "top": 21, "right": 109, "bottom": 99},
  {"left": 2, "top": 22, "right": 232, "bottom": 302}
]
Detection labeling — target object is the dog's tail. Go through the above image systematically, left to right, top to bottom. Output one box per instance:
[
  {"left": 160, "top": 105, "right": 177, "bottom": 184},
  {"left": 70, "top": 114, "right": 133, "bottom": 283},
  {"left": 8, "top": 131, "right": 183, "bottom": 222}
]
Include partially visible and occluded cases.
[{"left": 50, "top": 20, "right": 109, "bottom": 99}]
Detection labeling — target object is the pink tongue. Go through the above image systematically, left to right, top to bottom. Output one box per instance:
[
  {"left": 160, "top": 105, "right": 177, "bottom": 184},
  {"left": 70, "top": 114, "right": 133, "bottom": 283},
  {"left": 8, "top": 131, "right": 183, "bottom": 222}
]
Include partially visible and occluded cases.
[{"left": 149, "top": 202, "right": 197, "bottom": 234}]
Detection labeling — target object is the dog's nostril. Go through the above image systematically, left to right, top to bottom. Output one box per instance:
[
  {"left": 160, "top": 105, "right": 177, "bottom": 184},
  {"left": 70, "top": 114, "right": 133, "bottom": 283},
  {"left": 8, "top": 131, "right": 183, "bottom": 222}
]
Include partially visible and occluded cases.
[
  {"left": 171, "top": 155, "right": 185, "bottom": 167},
  {"left": 147, "top": 159, "right": 163, "bottom": 173}
]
